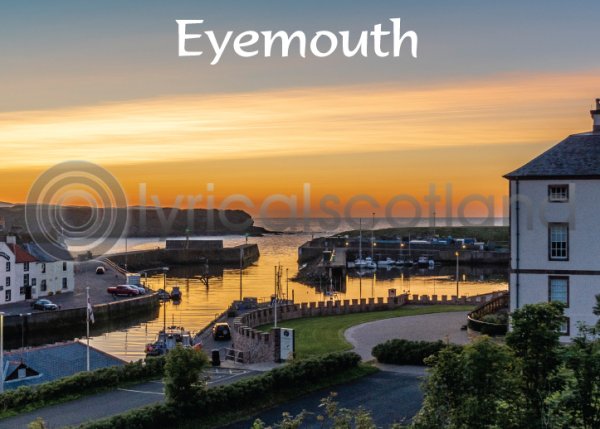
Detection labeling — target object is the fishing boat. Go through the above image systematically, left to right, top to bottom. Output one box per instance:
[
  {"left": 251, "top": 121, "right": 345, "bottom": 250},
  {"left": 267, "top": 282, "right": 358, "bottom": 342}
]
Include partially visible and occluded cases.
[{"left": 145, "top": 326, "right": 195, "bottom": 356}]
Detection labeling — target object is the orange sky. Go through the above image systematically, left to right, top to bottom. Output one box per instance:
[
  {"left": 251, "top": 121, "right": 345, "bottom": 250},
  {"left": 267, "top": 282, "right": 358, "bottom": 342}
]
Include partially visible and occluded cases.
[{"left": 2, "top": 69, "right": 599, "bottom": 218}]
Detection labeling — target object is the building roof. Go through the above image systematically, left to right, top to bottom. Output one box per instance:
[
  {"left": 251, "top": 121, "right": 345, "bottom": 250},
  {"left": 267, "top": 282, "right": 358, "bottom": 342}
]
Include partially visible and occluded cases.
[
  {"left": 505, "top": 132, "right": 600, "bottom": 179},
  {"left": 22, "top": 242, "right": 72, "bottom": 262},
  {"left": 7, "top": 244, "right": 37, "bottom": 263},
  {"left": 3, "top": 341, "right": 124, "bottom": 389}
]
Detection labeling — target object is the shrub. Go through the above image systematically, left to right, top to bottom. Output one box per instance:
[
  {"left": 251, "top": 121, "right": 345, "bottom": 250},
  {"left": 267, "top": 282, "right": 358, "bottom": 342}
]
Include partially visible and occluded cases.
[{"left": 372, "top": 339, "right": 453, "bottom": 365}]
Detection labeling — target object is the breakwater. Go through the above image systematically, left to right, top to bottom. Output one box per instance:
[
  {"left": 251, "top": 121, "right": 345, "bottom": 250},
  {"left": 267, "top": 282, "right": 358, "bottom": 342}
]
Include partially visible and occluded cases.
[{"left": 107, "top": 243, "right": 259, "bottom": 271}]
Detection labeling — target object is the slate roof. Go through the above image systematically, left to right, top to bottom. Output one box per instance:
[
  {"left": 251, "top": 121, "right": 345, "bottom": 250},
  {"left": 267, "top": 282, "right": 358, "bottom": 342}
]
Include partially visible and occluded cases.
[
  {"left": 505, "top": 132, "right": 600, "bottom": 179},
  {"left": 22, "top": 242, "right": 73, "bottom": 262},
  {"left": 3, "top": 341, "right": 124, "bottom": 389}
]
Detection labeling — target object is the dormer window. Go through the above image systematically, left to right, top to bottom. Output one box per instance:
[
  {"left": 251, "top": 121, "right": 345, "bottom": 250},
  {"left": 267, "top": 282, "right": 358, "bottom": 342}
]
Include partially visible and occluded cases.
[{"left": 548, "top": 184, "right": 569, "bottom": 202}]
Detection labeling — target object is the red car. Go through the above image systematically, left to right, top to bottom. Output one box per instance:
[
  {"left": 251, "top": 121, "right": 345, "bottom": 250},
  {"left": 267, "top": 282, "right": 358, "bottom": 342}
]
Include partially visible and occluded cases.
[{"left": 107, "top": 285, "right": 140, "bottom": 297}]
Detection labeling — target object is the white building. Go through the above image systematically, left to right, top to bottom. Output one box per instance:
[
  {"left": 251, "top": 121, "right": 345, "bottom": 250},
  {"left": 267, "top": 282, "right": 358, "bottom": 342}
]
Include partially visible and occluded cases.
[
  {"left": 505, "top": 100, "right": 600, "bottom": 339},
  {"left": 0, "top": 237, "right": 74, "bottom": 304}
]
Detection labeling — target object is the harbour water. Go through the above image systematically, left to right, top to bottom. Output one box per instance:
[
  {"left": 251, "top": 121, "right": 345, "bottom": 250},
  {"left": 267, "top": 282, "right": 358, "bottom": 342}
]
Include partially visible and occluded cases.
[{"left": 86, "top": 219, "right": 508, "bottom": 361}]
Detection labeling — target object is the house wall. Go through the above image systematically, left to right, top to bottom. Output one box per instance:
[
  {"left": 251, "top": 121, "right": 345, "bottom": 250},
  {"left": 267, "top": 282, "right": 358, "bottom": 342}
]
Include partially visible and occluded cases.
[
  {"left": 510, "top": 179, "right": 600, "bottom": 340},
  {"left": 0, "top": 243, "right": 16, "bottom": 304}
]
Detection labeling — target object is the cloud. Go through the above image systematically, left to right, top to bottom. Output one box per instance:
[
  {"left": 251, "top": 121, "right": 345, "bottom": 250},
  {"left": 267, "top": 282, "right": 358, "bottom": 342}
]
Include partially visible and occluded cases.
[{"left": 0, "top": 69, "right": 598, "bottom": 171}]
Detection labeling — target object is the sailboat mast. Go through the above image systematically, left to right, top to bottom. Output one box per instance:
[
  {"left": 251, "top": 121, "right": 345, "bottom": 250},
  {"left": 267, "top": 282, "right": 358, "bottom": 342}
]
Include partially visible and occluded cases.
[{"left": 358, "top": 218, "right": 363, "bottom": 260}]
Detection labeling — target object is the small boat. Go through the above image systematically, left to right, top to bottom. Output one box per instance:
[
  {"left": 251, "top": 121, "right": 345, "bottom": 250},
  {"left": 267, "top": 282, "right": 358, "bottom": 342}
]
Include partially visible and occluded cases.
[
  {"left": 417, "top": 255, "right": 433, "bottom": 267},
  {"left": 377, "top": 257, "right": 396, "bottom": 267},
  {"left": 170, "top": 286, "right": 182, "bottom": 300},
  {"left": 156, "top": 289, "right": 171, "bottom": 300},
  {"left": 145, "top": 326, "right": 194, "bottom": 356}
]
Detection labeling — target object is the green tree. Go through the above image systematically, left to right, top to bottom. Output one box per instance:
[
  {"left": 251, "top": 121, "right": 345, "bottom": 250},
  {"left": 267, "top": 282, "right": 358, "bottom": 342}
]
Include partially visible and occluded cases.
[
  {"left": 505, "top": 302, "right": 566, "bottom": 428},
  {"left": 562, "top": 325, "right": 600, "bottom": 429},
  {"left": 412, "top": 337, "right": 520, "bottom": 429},
  {"left": 164, "top": 345, "right": 209, "bottom": 406}
]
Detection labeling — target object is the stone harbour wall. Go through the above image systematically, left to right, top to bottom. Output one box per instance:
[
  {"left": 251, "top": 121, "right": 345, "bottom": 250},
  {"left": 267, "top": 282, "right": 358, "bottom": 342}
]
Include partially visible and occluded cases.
[{"left": 233, "top": 291, "right": 507, "bottom": 363}]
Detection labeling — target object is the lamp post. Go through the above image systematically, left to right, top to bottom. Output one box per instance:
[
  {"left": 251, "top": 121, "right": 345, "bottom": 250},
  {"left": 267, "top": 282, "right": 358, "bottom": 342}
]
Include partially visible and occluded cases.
[{"left": 455, "top": 251, "right": 460, "bottom": 299}]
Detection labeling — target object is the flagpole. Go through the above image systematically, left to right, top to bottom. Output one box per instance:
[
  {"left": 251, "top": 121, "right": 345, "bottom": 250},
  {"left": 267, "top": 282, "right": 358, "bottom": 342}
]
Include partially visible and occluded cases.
[{"left": 86, "top": 286, "right": 90, "bottom": 372}]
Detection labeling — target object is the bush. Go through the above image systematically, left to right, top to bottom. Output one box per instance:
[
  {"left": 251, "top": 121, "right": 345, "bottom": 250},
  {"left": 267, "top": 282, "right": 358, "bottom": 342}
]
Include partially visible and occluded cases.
[
  {"left": 372, "top": 339, "right": 453, "bottom": 365},
  {"left": 80, "top": 351, "right": 362, "bottom": 429},
  {"left": 0, "top": 356, "right": 165, "bottom": 416}
]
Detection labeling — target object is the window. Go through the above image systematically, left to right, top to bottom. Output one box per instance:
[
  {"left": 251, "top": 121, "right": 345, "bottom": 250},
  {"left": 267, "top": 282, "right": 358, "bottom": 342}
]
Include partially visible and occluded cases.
[
  {"left": 548, "top": 184, "right": 569, "bottom": 202},
  {"left": 549, "top": 223, "right": 569, "bottom": 260},
  {"left": 5, "top": 262, "right": 9, "bottom": 272},
  {"left": 23, "top": 262, "right": 29, "bottom": 272},
  {"left": 62, "top": 262, "right": 67, "bottom": 271},
  {"left": 41, "top": 263, "right": 46, "bottom": 274},
  {"left": 23, "top": 274, "right": 29, "bottom": 286},
  {"left": 5, "top": 277, "right": 9, "bottom": 287},
  {"left": 549, "top": 277, "right": 569, "bottom": 307},
  {"left": 31, "top": 278, "right": 36, "bottom": 287},
  {"left": 62, "top": 278, "right": 68, "bottom": 289},
  {"left": 41, "top": 280, "right": 47, "bottom": 292},
  {"left": 19, "top": 287, "right": 24, "bottom": 295},
  {"left": 5, "top": 290, "right": 11, "bottom": 302},
  {"left": 560, "top": 317, "right": 570, "bottom": 336}
]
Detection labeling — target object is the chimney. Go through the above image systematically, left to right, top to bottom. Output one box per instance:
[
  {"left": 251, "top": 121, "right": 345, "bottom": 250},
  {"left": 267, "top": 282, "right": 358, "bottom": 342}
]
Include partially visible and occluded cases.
[{"left": 591, "top": 99, "right": 600, "bottom": 132}]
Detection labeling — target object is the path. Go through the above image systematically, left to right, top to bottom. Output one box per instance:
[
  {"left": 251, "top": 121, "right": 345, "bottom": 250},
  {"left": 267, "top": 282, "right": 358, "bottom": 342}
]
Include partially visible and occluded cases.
[{"left": 345, "top": 311, "right": 472, "bottom": 361}]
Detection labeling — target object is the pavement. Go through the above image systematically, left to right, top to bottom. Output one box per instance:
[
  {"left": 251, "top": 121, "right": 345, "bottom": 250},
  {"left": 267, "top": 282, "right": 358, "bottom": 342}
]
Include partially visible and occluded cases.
[
  {"left": 1, "top": 260, "right": 126, "bottom": 316},
  {"left": 345, "top": 311, "right": 473, "bottom": 361},
  {"left": 0, "top": 367, "right": 258, "bottom": 429},
  {"left": 223, "top": 371, "right": 424, "bottom": 429}
]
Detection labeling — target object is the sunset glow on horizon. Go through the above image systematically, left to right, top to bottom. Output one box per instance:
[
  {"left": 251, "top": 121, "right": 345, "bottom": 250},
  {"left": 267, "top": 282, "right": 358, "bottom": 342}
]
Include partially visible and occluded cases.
[{"left": 2, "top": 69, "right": 600, "bottom": 217}]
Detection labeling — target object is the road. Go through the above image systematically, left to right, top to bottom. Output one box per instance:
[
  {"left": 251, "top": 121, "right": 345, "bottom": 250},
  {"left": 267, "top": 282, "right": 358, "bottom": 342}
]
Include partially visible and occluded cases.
[
  {"left": 1, "top": 260, "right": 126, "bottom": 316},
  {"left": 345, "top": 311, "right": 472, "bottom": 360},
  {"left": 0, "top": 367, "right": 256, "bottom": 429},
  {"left": 223, "top": 371, "right": 424, "bottom": 429}
]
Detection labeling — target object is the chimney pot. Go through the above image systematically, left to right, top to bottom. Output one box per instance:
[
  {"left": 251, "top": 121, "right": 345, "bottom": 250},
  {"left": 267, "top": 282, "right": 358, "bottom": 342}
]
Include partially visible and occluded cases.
[{"left": 590, "top": 99, "right": 600, "bottom": 132}]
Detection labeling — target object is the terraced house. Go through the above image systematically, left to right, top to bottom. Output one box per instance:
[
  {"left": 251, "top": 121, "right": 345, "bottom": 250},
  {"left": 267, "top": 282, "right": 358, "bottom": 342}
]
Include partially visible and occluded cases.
[
  {"left": 505, "top": 99, "right": 600, "bottom": 340},
  {"left": 0, "top": 236, "right": 74, "bottom": 304}
]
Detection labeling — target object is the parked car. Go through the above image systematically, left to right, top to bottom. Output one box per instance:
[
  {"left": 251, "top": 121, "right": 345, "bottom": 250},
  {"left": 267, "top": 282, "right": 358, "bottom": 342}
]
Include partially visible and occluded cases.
[
  {"left": 95, "top": 266, "right": 106, "bottom": 274},
  {"left": 127, "top": 284, "right": 146, "bottom": 295},
  {"left": 107, "top": 285, "right": 140, "bottom": 297},
  {"left": 31, "top": 299, "right": 60, "bottom": 311},
  {"left": 212, "top": 322, "right": 231, "bottom": 341}
]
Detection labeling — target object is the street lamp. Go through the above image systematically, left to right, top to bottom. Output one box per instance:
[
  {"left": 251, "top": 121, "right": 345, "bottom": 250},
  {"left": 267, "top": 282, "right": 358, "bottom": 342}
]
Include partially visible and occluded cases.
[{"left": 454, "top": 251, "right": 460, "bottom": 300}]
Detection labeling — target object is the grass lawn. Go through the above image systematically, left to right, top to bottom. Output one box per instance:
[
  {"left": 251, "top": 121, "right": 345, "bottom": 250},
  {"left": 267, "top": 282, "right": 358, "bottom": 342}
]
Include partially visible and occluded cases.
[{"left": 256, "top": 305, "right": 473, "bottom": 358}]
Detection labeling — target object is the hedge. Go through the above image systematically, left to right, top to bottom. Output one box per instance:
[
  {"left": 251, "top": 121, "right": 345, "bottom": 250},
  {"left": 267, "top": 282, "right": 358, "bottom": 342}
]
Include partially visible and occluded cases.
[
  {"left": 372, "top": 339, "right": 455, "bottom": 365},
  {"left": 79, "top": 351, "right": 362, "bottom": 429},
  {"left": 0, "top": 356, "right": 165, "bottom": 416}
]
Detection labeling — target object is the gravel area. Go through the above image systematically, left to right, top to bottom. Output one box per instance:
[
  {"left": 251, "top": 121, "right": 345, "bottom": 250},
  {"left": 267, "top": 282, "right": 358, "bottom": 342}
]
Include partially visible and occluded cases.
[{"left": 345, "top": 311, "right": 473, "bottom": 361}]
